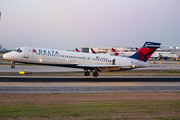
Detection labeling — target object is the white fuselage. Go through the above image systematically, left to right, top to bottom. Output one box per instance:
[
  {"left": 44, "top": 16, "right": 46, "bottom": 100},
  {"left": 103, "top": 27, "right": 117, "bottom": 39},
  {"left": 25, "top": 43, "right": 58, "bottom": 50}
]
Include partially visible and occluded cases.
[{"left": 3, "top": 47, "right": 149, "bottom": 70}]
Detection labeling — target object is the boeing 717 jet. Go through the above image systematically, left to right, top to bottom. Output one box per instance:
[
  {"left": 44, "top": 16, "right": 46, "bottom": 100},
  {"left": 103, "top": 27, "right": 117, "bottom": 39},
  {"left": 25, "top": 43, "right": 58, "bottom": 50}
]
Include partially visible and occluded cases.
[{"left": 3, "top": 41, "right": 160, "bottom": 77}]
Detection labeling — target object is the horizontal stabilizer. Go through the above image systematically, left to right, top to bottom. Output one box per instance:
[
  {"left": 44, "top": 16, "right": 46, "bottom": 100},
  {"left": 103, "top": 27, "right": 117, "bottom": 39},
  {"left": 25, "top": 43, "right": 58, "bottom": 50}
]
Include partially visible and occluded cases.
[{"left": 145, "top": 44, "right": 160, "bottom": 48}]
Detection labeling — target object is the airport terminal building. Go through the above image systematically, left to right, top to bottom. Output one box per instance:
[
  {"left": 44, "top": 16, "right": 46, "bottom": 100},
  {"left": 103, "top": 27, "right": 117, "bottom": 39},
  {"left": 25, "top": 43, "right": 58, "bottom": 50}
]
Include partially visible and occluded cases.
[
  {"left": 81, "top": 46, "right": 180, "bottom": 60},
  {"left": 81, "top": 46, "right": 171, "bottom": 54}
]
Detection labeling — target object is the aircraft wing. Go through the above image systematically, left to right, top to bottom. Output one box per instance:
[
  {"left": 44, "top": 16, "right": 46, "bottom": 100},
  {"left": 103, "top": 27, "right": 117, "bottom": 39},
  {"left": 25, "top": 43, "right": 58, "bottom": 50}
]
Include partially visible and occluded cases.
[
  {"left": 77, "top": 64, "right": 132, "bottom": 71},
  {"left": 77, "top": 64, "right": 131, "bottom": 68}
]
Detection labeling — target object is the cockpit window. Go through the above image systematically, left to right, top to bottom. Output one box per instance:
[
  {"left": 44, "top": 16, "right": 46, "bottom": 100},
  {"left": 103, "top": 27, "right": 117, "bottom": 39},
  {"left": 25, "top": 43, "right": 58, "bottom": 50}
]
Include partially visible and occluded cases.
[{"left": 14, "top": 48, "right": 22, "bottom": 52}]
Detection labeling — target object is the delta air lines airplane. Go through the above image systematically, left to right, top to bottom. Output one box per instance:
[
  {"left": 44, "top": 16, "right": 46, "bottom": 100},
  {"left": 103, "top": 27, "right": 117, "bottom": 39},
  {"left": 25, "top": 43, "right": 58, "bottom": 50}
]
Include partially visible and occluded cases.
[{"left": 3, "top": 42, "right": 160, "bottom": 77}]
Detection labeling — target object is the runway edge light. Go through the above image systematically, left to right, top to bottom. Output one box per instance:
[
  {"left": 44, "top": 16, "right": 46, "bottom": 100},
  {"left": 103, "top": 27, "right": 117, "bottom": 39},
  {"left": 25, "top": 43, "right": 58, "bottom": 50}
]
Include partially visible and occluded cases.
[
  {"left": 19, "top": 71, "right": 25, "bottom": 74},
  {"left": 19, "top": 71, "right": 32, "bottom": 74}
]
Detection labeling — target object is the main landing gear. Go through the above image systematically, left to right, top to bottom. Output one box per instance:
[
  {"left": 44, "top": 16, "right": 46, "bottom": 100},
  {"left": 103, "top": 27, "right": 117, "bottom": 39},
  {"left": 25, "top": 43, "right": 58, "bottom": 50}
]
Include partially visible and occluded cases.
[
  {"left": 11, "top": 61, "right": 15, "bottom": 69},
  {"left": 84, "top": 70, "right": 99, "bottom": 77},
  {"left": 84, "top": 71, "right": 90, "bottom": 76},
  {"left": 93, "top": 71, "right": 98, "bottom": 77}
]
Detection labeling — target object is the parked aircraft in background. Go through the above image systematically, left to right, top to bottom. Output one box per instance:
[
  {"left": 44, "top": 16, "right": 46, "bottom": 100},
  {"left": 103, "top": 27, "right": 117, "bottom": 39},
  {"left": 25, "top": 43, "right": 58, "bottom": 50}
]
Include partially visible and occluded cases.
[
  {"left": 3, "top": 42, "right": 160, "bottom": 77},
  {"left": 135, "top": 47, "right": 139, "bottom": 51},
  {"left": 75, "top": 48, "right": 80, "bottom": 52},
  {"left": 76, "top": 48, "right": 97, "bottom": 54},
  {"left": 91, "top": 48, "right": 96, "bottom": 54},
  {"left": 112, "top": 48, "right": 132, "bottom": 57},
  {"left": 112, "top": 48, "right": 119, "bottom": 56},
  {"left": 149, "top": 53, "right": 161, "bottom": 60},
  {"left": 158, "top": 53, "right": 179, "bottom": 60}
]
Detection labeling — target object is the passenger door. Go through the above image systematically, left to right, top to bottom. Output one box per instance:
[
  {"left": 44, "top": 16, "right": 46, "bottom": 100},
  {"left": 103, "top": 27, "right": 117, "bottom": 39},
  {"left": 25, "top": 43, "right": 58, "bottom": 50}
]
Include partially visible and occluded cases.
[{"left": 24, "top": 48, "right": 29, "bottom": 58}]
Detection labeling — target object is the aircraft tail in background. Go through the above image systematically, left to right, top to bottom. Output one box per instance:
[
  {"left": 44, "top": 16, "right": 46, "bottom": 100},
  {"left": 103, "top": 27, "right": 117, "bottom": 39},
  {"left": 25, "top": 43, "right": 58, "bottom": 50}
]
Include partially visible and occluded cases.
[
  {"left": 135, "top": 47, "right": 139, "bottom": 51},
  {"left": 75, "top": 48, "right": 80, "bottom": 52},
  {"left": 91, "top": 48, "right": 96, "bottom": 54},
  {"left": 112, "top": 48, "right": 119, "bottom": 56}
]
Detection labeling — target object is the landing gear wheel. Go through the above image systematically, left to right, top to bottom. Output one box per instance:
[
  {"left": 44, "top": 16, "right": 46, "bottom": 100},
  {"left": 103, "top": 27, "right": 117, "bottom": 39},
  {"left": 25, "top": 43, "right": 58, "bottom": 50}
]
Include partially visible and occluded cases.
[
  {"left": 11, "top": 65, "right": 15, "bottom": 69},
  {"left": 84, "top": 71, "right": 90, "bottom": 76},
  {"left": 93, "top": 71, "right": 98, "bottom": 77}
]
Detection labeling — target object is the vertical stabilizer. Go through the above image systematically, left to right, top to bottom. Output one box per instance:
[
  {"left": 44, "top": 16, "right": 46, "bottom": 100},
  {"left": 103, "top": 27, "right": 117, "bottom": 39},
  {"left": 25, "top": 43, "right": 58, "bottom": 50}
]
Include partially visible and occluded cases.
[{"left": 129, "top": 42, "right": 161, "bottom": 62}]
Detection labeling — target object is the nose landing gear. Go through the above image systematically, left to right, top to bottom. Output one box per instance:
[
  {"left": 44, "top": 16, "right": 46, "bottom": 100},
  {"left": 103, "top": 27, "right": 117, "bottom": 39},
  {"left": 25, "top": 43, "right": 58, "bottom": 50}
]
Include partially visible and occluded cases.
[{"left": 11, "top": 61, "right": 15, "bottom": 69}]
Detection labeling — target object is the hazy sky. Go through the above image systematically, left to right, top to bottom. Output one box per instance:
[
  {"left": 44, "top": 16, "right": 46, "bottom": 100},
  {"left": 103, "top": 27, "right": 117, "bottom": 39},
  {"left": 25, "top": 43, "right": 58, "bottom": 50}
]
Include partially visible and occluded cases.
[{"left": 0, "top": 0, "right": 180, "bottom": 50}]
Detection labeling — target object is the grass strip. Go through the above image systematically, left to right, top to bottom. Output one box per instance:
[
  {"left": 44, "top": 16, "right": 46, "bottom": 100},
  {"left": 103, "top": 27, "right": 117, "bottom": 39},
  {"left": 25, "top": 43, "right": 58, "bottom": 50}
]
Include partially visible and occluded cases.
[
  {"left": 1, "top": 92, "right": 180, "bottom": 119},
  {"left": 0, "top": 100, "right": 180, "bottom": 119}
]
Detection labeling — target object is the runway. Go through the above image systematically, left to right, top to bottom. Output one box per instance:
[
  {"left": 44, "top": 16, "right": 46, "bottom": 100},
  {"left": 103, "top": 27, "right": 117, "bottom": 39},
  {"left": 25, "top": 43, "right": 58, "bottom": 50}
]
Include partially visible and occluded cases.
[
  {"left": 0, "top": 61, "right": 180, "bottom": 73},
  {"left": 0, "top": 62, "right": 180, "bottom": 93},
  {"left": 0, "top": 65, "right": 82, "bottom": 73},
  {"left": 0, "top": 75, "right": 180, "bottom": 93}
]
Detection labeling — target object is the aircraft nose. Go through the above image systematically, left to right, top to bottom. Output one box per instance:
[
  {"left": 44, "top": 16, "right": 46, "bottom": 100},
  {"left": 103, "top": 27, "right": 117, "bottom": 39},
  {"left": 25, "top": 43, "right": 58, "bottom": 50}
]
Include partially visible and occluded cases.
[
  {"left": 3, "top": 52, "right": 15, "bottom": 61},
  {"left": 3, "top": 53, "right": 11, "bottom": 60},
  {"left": 3, "top": 54, "right": 8, "bottom": 60}
]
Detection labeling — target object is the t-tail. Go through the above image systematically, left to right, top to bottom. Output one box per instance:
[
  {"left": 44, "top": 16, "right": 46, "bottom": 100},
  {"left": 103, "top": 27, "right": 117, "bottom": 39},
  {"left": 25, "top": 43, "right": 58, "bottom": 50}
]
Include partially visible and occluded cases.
[{"left": 129, "top": 41, "right": 161, "bottom": 62}]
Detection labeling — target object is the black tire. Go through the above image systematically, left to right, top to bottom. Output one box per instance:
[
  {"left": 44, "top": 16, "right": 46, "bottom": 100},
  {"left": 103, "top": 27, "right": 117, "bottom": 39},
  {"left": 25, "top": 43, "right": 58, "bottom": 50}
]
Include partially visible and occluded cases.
[
  {"left": 11, "top": 65, "right": 15, "bottom": 69},
  {"left": 84, "top": 71, "right": 90, "bottom": 76},
  {"left": 93, "top": 72, "right": 98, "bottom": 77}
]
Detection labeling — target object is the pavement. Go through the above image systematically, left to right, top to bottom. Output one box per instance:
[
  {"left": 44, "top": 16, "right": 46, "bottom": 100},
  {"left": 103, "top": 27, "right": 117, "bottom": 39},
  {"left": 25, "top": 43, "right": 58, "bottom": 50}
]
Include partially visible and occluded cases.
[
  {"left": 0, "top": 61, "right": 180, "bottom": 93},
  {"left": 0, "top": 62, "right": 180, "bottom": 73},
  {"left": 0, "top": 65, "right": 82, "bottom": 73},
  {"left": 0, "top": 75, "right": 180, "bottom": 93}
]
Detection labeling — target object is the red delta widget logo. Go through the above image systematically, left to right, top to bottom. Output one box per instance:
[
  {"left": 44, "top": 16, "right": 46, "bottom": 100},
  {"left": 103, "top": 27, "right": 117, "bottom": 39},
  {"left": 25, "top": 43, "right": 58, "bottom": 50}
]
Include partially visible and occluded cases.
[{"left": 32, "top": 49, "right": 59, "bottom": 55}]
